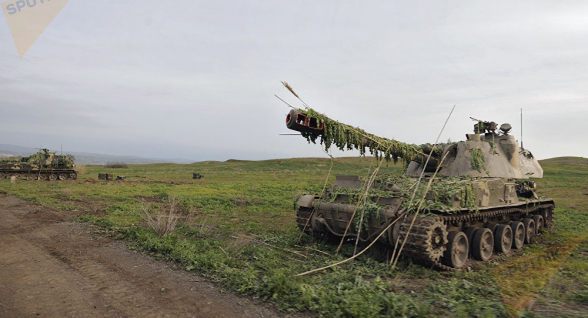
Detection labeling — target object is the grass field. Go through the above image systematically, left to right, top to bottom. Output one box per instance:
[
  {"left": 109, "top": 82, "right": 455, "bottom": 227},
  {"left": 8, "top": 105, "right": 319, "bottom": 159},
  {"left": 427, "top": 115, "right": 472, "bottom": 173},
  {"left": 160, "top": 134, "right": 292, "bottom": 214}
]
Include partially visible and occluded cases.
[{"left": 1, "top": 156, "right": 587, "bottom": 317}]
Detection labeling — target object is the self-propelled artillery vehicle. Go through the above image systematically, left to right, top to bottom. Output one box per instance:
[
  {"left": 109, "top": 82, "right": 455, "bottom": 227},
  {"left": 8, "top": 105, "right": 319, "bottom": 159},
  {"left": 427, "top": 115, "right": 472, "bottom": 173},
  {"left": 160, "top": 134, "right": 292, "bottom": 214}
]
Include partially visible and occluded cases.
[
  {"left": 286, "top": 108, "right": 554, "bottom": 270},
  {"left": 0, "top": 149, "right": 77, "bottom": 181}
]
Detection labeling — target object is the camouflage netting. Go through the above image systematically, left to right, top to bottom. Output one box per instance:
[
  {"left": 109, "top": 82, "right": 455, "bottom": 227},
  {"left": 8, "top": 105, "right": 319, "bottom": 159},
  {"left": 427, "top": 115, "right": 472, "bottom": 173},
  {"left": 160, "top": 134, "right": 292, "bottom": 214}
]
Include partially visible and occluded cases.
[
  {"left": 296, "top": 107, "right": 428, "bottom": 164},
  {"left": 1, "top": 150, "right": 75, "bottom": 169},
  {"left": 27, "top": 151, "right": 48, "bottom": 165},
  {"left": 56, "top": 154, "right": 75, "bottom": 168},
  {"left": 0, "top": 157, "right": 18, "bottom": 163},
  {"left": 327, "top": 175, "right": 478, "bottom": 215}
]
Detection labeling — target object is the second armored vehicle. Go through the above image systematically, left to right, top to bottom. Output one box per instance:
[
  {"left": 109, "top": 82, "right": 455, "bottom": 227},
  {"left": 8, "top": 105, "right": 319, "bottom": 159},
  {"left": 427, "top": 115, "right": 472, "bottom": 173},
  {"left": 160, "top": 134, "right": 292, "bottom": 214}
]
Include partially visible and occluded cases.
[{"left": 0, "top": 149, "right": 77, "bottom": 181}]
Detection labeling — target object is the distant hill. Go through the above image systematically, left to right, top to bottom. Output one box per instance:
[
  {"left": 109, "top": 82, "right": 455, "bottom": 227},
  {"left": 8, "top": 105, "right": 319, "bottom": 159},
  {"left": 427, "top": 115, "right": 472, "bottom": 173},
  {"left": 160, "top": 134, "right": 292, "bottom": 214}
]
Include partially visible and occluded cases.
[
  {"left": 0, "top": 144, "right": 193, "bottom": 165},
  {"left": 539, "top": 157, "right": 588, "bottom": 165}
]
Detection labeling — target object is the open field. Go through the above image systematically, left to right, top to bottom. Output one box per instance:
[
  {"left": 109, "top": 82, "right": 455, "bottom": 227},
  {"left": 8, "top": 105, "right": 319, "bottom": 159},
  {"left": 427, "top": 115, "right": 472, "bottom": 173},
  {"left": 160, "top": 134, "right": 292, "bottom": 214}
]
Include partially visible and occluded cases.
[{"left": 1, "top": 156, "right": 587, "bottom": 317}]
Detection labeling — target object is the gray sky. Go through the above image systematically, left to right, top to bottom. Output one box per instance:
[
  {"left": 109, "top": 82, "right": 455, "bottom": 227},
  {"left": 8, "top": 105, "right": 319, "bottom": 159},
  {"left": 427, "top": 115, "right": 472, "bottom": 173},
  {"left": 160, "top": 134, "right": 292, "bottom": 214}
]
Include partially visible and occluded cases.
[{"left": 1, "top": 0, "right": 588, "bottom": 161}]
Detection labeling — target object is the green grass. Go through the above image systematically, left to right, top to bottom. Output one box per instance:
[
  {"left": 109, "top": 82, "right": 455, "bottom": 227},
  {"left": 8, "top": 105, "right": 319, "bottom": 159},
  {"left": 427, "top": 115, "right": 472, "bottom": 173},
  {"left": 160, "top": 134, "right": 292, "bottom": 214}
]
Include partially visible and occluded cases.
[
  {"left": 1, "top": 156, "right": 587, "bottom": 317},
  {"left": 522, "top": 157, "right": 588, "bottom": 317}
]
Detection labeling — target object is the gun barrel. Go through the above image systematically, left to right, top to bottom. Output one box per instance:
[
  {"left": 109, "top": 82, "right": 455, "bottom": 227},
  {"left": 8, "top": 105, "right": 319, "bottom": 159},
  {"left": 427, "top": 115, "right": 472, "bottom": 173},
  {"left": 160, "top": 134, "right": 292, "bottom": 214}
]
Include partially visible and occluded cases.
[
  {"left": 285, "top": 108, "right": 434, "bottom": 164},
  {"left": 285, "top": 109, "right": 324, "bottom": 134}
]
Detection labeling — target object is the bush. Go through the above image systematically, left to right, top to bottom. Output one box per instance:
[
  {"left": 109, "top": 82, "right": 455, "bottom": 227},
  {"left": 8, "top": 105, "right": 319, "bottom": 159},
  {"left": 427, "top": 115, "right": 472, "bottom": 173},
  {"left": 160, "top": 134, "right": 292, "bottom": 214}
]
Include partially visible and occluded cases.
[
  {"left": 105, "top": 161, "right": 128, "bottom": 168},
  {"left": 141, "top": 197, "right": 179, "bottom": 237}
]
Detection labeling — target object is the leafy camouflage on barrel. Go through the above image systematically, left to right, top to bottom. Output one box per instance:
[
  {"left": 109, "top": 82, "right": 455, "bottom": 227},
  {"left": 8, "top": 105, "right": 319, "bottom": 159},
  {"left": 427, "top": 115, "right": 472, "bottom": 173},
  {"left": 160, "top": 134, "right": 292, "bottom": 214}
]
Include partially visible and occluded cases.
[
  {"left": 287, "top": 108, "right": 554, "bottom": 270},
  {"left": 0, "top": 149, "right": 77, "bottom": 181}
]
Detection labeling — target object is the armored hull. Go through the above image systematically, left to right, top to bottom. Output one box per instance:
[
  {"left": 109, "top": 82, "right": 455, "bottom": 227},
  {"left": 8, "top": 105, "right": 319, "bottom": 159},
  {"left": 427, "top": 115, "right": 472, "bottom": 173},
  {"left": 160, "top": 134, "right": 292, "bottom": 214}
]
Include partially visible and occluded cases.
[
  {"left": 0, "top": 167, "right": 77, "bottom": 181},
  {"left": 295, "top": 176, "right": 553, "bottom": 270}
]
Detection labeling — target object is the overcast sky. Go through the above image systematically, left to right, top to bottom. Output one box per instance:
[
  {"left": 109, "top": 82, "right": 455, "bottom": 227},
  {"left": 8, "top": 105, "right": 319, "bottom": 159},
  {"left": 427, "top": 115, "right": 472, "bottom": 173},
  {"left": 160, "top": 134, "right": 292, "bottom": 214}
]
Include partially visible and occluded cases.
[{"left": 1, "top": 0, "right": 587, "bottom": 162}]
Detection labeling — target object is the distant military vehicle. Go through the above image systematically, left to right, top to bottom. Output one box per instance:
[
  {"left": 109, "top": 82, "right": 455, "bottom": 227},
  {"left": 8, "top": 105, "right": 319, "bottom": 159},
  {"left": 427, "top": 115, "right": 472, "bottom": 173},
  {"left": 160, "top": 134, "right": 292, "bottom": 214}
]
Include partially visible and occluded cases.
[
  {"left": 286, "top": 108, "right": 554, "bottom": 270},
  {"left": 0, "top": 149, "right": 77, "bottom": 181}
]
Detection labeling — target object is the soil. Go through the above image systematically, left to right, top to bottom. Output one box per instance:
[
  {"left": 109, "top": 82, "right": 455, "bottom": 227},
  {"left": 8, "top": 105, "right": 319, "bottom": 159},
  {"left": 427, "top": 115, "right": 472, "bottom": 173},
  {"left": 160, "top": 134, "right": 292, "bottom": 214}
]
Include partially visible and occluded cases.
[{"left": 0, "top": 193, "right": 309, "bottom": 318}]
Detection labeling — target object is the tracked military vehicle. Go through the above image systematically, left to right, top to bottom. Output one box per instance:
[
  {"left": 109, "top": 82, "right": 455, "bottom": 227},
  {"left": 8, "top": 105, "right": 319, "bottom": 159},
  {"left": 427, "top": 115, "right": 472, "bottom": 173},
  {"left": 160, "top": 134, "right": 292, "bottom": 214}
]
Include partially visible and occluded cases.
[
  {"left": 286, "top": 108, "right": 554, "bottom": 270},
  {"left": 0, "top": 149, "right": 77, "bottom": 181}
]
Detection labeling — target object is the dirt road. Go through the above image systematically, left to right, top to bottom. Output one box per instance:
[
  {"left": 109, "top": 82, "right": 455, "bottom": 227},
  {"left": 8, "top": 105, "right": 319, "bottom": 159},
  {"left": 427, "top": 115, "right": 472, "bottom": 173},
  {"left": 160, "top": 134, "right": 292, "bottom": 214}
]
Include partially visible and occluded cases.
[{"left": 0, "top": 194, "right": 306, "bottom": 317}]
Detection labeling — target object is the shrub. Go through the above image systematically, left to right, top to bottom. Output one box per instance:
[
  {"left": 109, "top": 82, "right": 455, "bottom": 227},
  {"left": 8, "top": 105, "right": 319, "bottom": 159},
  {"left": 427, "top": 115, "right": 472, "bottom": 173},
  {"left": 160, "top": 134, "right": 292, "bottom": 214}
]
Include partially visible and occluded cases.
[
  {"left": 105, "top": 161, "right": 128, "bottom": 168},
  {"left": 141, "top": 197, "right": 179, "bottom": 237}
]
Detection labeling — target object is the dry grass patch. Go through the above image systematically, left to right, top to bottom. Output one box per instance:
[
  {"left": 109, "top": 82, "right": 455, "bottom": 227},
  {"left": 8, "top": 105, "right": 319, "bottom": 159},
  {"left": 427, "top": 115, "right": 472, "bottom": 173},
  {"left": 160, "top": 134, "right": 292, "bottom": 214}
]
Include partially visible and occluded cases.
[
  {"left": 75, "top": 165, "right": 87, "bottom": 175},
  {"left": 141, "top": 197, "right": 180, "bottom": 237}
]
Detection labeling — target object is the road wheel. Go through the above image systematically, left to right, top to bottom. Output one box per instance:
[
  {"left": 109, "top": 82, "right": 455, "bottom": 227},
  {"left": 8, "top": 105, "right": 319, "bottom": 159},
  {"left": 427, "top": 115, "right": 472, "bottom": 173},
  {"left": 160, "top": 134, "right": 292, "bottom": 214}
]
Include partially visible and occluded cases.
[
  {"left": 70, "top": 172, "right": 78, "bottom": 180},
  {"left": 0, "top": 173, "right": 5, "bottom": 179},
  {"left": 58, "top": 173, "right": 68, "bottom": 180},
  {"left": 26, "top": 174, "right": 35, "bottom": 181},
  {"left": 49, "top": 174, "right": 57, "bottom": 181},
  {"left": 532, "top": 215, "right": 544, "bottom": 234},
  {"left": 522, "top": 218, "right": 535, "bottom": 244},
  {"left": 510, "top": 221, "right": 525, "bottom": 249},
  {"left": 494, "top": 224, "right": 513, "bottom": 254},
  {"left": 465, "top": 227, "right": 477, "bottom": 255},
  {"left": 472, "top": 228, "right": 493, "bottom": 261},
  {"left": 443, "top": 231, "right": 469, "bottom": 269}
]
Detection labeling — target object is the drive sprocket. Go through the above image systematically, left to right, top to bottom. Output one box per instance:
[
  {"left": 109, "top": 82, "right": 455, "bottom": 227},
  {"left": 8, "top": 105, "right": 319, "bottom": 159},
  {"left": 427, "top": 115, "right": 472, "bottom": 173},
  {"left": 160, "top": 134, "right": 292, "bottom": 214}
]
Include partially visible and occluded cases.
[{"left": 398, "top": 216, "right": 448, "bottom": 264}]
